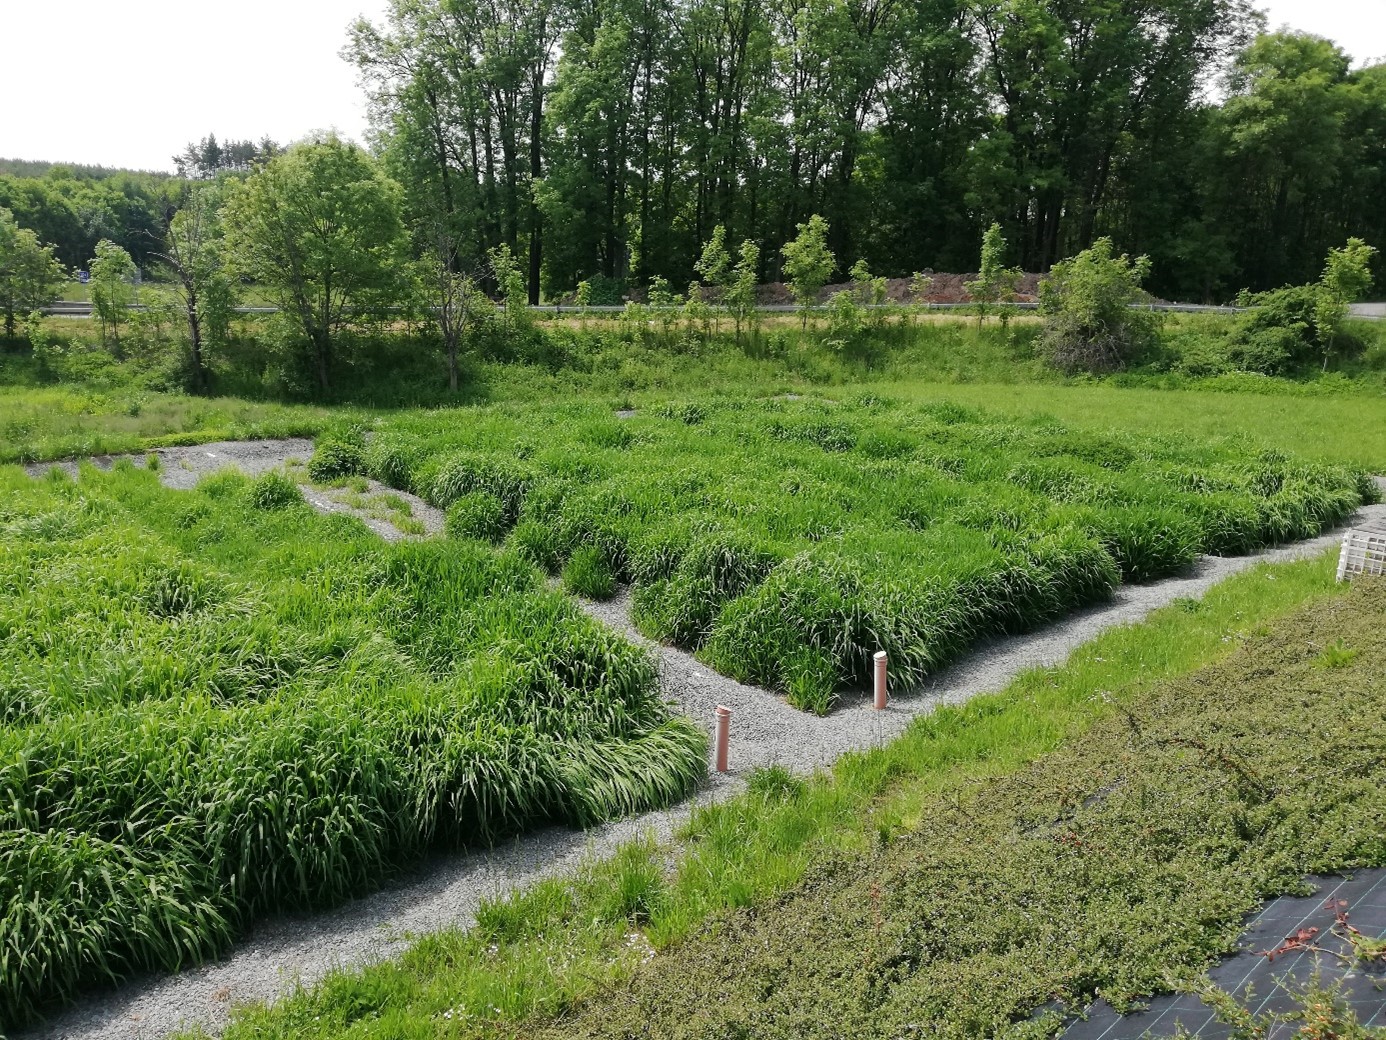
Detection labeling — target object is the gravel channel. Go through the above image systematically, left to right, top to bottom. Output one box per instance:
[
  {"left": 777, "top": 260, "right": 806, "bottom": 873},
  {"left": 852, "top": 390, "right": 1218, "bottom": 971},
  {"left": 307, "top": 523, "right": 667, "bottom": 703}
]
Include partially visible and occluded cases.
[{"left": 20, "top": 448, "right": 1386, "bottom": 1040}]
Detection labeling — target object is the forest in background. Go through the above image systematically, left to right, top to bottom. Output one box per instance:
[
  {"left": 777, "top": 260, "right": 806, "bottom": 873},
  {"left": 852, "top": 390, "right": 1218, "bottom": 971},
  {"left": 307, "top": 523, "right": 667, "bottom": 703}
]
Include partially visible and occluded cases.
[
  {"left": 349, "top": 0, "right": 1386, "bottom": 303},
  {"left": 2, "top": 1, "right": 1385, "bottom": 308}
]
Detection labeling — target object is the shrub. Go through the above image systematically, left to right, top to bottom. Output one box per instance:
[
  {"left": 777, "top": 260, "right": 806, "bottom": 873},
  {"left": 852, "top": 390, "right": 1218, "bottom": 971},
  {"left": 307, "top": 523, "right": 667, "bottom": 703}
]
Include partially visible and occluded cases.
[
  {"left": 1038, "top": 238, "right": 1158, "bottom": 373},
  {"left": 248, "top": 471, "right": 302, "bottom": 509},
  {"left": 445, "top": 492, "right": 507, "bottom": 543},
  {"left": 563, "top": 545, "right": 617, "bottom": 600}
]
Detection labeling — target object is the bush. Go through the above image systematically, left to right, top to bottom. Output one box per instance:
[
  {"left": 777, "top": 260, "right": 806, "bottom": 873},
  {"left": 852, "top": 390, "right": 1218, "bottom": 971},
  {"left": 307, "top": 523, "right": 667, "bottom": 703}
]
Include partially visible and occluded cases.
[
  {"left": 1038, "top": 238, "right": 1158, "bottom": 373},
  {"left": 248, "top": 471, "right": 302, "bottom": 509},
  {"left": 445, "top": 492, "right": 507, "bottom": 543},
  {"left": 563, "top": 545, "right": 617, "bottom": 600}
]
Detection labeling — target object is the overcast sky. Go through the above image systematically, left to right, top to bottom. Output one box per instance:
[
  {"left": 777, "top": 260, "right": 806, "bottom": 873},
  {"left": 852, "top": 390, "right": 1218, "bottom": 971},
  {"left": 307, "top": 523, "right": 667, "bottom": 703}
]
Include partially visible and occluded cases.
[{"left": 1, "top": 0, "right": 1383, "bottom": 173}]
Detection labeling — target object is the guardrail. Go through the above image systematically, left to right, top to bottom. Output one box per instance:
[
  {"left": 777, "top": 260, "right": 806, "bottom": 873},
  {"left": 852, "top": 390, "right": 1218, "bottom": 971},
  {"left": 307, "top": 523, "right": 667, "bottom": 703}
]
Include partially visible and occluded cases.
[{"left": 37, "top": 300, "right": 1380, "bottom": 319}]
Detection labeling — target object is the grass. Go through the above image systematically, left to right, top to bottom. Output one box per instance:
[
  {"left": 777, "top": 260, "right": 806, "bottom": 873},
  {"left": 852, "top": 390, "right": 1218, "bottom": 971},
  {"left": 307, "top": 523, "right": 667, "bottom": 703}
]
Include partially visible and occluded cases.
[
  {"left": 0, "top": 380, "right": 333, "bottom": 464},
  {"left": 343, "top": 395, "right": 1374, "bottom": 711},
  {"left": 0, "top": 462, "right": 705, "bottom": 1029},
  {"left": 201, "top": 548, "right": 1369, "bottom": 1040},
  {"left": 532, "top": 574, "right": 1386, "bottom": 1039}
]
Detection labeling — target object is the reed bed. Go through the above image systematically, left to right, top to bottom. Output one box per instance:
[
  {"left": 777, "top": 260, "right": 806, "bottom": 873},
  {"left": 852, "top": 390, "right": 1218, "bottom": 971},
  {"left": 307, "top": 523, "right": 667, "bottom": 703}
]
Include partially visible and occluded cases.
[
  {"left": 349, "top": 395, "right": 1375, "bottom": 712},
  {"left": 0, "top": 462, "right": 704, "bottom": 1027}
]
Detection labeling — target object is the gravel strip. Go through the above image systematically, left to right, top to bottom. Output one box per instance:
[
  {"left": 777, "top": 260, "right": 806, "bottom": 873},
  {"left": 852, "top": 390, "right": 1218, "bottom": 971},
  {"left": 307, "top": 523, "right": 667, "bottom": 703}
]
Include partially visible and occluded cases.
[
  {"left": 24, "top": 439, "right": 446, "bottom": 542},
  {"left": 20, "top": 445, "right": 1386, "bottom": 1040}
]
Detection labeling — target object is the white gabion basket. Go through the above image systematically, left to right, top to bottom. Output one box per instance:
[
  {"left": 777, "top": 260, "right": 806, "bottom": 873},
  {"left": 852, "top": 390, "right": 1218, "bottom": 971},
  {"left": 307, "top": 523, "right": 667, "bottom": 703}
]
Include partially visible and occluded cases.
[{"left": 1336, "top": 526, "right": 1386, "bottom": 582}]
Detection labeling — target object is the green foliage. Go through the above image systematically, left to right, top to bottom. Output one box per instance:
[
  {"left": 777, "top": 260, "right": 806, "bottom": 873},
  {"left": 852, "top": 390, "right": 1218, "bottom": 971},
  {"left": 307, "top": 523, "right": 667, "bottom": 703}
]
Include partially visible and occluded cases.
[
  {"left": 224, "top": 135, "right": 407, "bottom": 392},
  {"left": 0, "top": 208, "right": 66, "bottom": 339},
  {"left": 781, "top": 215, "right": 835, "bottom": 328},
  {"left": 965, "top": 223, "right": 1022, "bottom": 325},
  {"left": 694, "top": 225, "right": 732, "bottom": 291},
  {"left": 1038, "top": 237, "right": 1158, "bottom": 373},
  {"left": 1316, "top": 238, "right": 1379, "bottom": 367},
  {"left": 88, "top": 239, "right": 137, "bottom": 352},
  {"left": 727, "top": 239, "right": 761, "bottom": 343},
  {"left": 359, "top": 397, "right": 1368, "bottom": 709},
  {"left": 308, "top": 432, "right": 367, "bottom": 482},
  {"left": 0, "top": 465, "right": 705, "bottom": 1027},
  {"left": 248, "top": 470, "right": 303, "bottom": 509},
  {"left": 445, "top": 491, "right": 507, "bottom": 542},
  {"left": 564, "top": 545, "right": 618, "bottom": 600}
]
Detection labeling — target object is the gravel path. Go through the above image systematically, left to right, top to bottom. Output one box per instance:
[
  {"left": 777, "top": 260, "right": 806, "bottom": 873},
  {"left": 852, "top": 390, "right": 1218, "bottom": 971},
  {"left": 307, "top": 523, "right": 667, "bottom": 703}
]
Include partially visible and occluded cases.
[
  {"left": 25, "top": 439, "right": 446, "bottom": 541},
  {"left": 20, "top": 447, "right": 1386, "bottom": 1040}
]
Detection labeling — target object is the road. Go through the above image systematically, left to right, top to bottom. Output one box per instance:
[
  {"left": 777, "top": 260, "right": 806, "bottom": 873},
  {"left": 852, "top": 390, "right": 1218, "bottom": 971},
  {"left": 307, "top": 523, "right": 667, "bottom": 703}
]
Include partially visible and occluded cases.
[{"left": 40, "top": 300, "right": 1267, "bottom": 318}]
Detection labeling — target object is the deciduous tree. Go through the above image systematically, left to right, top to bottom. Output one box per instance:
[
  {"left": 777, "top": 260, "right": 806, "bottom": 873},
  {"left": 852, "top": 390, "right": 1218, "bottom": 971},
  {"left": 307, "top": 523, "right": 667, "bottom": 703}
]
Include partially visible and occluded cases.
[
  {"left": 224, "top": 136, "right": 406, "bottom": 393},
  {"left": 0, "top": 208, "right": 65, "bottom": 339}
]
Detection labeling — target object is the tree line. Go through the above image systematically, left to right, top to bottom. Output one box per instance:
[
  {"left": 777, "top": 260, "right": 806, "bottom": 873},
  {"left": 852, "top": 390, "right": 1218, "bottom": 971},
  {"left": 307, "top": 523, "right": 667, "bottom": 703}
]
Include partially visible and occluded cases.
[{"left": 349, "top": 0, "right": 1386, "bottom": 303}]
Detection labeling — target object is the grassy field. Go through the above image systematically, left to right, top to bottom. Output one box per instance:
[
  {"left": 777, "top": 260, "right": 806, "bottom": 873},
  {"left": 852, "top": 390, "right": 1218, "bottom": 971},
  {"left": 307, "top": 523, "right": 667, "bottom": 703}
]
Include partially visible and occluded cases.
[
  {"left": 3, "top": 313, "right": 1385, "bottom": 1030},
  {"left": 328, "top": 397, "right": 1375, "bottom": 711},
  {"left": 0, "top": 462, "right": 704, "bottom": 1028},
  {"left": 205, "top": 552, "right": 1379, "bottom": 1040}
]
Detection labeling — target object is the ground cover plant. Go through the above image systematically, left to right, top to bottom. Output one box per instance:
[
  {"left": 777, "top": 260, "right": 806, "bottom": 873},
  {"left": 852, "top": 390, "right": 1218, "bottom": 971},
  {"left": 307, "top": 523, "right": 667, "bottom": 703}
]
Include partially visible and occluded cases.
[
  {"left": 346, "top": 396, "right": 1374, "bottom": 711},
  {"left": 0, "top": 462, "right": 705, "bottom": 1028},
  {"left": 202, "top": 542, "right": 1369, "bottom": 1040},
  {"left": 521, "top": 577, "right": 1386, "bottom": 1039}
]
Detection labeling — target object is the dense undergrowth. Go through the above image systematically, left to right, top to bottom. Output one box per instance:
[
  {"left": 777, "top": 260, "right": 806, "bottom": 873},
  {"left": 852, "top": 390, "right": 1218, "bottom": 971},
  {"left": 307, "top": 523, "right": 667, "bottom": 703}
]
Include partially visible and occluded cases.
[
  {"left": 336, "top": 396, "right": 1375, "bottom": 711},
  {"left": 0, "top": 463, "right": 705, "bottom": 1028},
  {"left": 204, "top": 548, "right": 1373, "bottom": 1040}
]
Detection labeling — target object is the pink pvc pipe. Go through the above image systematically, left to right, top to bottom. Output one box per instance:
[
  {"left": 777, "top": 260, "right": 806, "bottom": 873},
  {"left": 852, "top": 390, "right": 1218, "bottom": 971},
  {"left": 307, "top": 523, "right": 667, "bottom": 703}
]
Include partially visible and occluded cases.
[
  {"left": 873, "top": 651, "right": 888, "bottom": 710},
  {"left": 714, "top": 705, "right": 732, "bottom": 772}
]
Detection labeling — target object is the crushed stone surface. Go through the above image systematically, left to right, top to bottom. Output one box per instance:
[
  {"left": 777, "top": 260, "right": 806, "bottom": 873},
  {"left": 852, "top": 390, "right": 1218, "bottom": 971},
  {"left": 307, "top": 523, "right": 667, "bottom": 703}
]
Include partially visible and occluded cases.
[
  {"left": 24, "top": 439, "right": 445, "bottom": 541},
  {"left": 19, "top": 441, "right": 1386, "bottom": 1040}
]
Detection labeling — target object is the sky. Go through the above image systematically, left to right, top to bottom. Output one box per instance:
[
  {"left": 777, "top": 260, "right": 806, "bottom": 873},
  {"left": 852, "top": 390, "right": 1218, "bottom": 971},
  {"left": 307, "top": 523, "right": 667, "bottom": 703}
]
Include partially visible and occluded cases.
[{"left": 1, "top": 0, "right": 1383, "bottom": 174}]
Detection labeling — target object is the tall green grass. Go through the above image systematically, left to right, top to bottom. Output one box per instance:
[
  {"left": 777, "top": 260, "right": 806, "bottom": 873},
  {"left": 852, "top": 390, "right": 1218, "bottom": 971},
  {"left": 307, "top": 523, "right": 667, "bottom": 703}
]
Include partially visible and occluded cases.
[
  {"left": 351, "top": 396, "right": 1374, "bottom": 711},
  {"left": 0, "top": 463, "right": 705, "bottom": 1028},
  {"left": 202, "top": 544, "right": 1356, "bottom": 1040}
]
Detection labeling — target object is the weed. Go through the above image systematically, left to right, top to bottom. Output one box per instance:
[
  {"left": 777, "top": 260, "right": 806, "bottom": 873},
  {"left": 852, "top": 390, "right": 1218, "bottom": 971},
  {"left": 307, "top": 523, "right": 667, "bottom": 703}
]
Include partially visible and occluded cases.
[{"left": 1316, "top": 638, "right": 1360, "bottom": 668}]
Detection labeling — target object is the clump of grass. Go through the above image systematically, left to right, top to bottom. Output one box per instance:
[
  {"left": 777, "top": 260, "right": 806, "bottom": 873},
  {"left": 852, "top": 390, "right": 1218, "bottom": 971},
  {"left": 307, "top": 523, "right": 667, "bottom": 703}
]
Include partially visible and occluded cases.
[
  {"left": 361, "top": 397, "right": 1371, "bottom": 712},
  {"left": 308, "top": 431, "right": 366, "bottom": 482},
  {"left": 0, "top": 465, "right": 706, "bottom": 1028},
  {"left": 248, "top": 470, "right": 302, "bottom": 509},
  {"left": 446, "top": 491, "right": 507, "bottom": 543},
  {"left": 564, "top": 545, "right": 617, "bottom": 600},
  {"left": 1316, "top": 637, "right": 1359, "bottom": 668}
]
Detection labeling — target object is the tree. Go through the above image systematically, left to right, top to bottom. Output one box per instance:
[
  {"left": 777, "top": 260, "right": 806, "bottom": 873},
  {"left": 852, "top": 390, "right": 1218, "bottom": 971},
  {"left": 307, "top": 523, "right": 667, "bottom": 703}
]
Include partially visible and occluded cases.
[
  {"left": 223, "top": 137, "right": 406, "bottom": 393},
  {"left": 153, "top": 184, "right": 237, "bottom": 392},
  {"left": 0, "top": 208, "right": 66, "bottom": 339},
  {"left": 781, "top": 214, "right": 835, "bottom": 328},
  {"left": 965, "top": 223, "right": 1022, "bottom": 325},
  {"left": 695, "top": 224, "right": 733, "bottom": 332},
  {"left": 695, "top": 225, "right": 733, "bottom": 292},
  {"left": 419, "top": 227, "right": 487, "bottom": 393},
  {"left": 1037, "top": 237, "right": 1157, "bottom": 373},
  {"left": 1315, "top": 237, "right": 1378, "bottom": 368},
  {"left": 89, "top": 239, "right": 137, "bottom": 353},
  {"left": 726, "top": 239, "right": 761, "bottom": 344}
]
